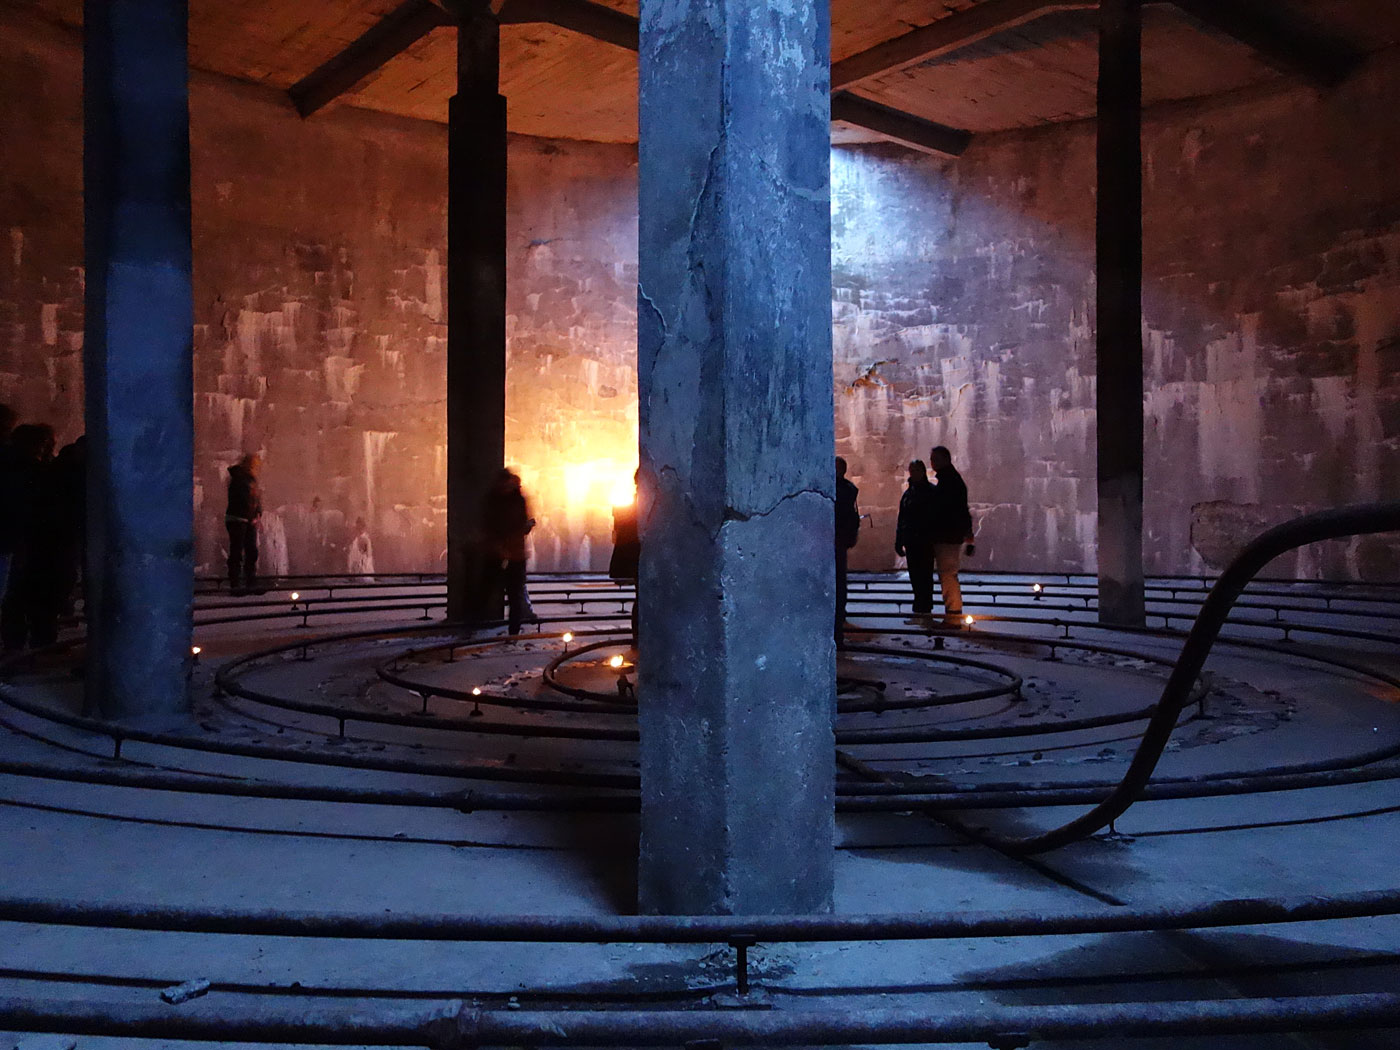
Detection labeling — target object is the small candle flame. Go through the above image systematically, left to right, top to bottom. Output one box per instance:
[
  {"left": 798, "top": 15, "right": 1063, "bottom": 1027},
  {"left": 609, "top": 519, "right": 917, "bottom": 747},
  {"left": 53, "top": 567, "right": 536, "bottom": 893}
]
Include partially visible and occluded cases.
[
  {"left": 1032, "top": 583, "right": 1042, "bottom": 593},
  {"left": 290, "top": 592, "right": 300, "bottom": 602},
  {"left": 964, "top": 614, "right": 975, "bottom": 627},
  {"left": 562, "top": 632, "right": 574, "bottom": 643},
  {"left": 191, "top": 645, "right": 202, "bottom": 656},
  {"left": 608, "top": 654, "right": 625, "bottom": 669},
  {"left": 471, "top": 687, "right": 482, "bottom": 696}
]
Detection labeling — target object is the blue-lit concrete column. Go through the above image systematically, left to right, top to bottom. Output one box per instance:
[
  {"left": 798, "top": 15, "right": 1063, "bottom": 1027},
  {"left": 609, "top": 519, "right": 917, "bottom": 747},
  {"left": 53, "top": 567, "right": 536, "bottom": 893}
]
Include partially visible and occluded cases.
[
  {"left": 83, "top": 0, "right": 195, "bottom": 718},
  {"left": 636, "top": 0, "right": 836, "bottom": 915}
]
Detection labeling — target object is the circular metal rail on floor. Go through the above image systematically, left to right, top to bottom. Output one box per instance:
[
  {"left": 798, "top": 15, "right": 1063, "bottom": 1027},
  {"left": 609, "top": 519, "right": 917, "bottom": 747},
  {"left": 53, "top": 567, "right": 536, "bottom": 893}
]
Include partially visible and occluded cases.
[{"left": 3, "top": 502, "right": 1400, "bottom": 1047}]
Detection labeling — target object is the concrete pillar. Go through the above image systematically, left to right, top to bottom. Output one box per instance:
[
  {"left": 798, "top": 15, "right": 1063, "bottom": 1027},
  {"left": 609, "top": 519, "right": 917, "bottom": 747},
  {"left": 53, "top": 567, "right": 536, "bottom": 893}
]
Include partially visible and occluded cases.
[
  {"left": 82, "top": 0, "right": 195, "bottom": 719},
  {"left": 636, "top": 0, "right": 836, "bottom": 915},
  {"left": 1095, "top": 0, "right": 1146, "bottom": 627},
  {"left": 445, "top": 2, "right": 507, "bottom": 622}
]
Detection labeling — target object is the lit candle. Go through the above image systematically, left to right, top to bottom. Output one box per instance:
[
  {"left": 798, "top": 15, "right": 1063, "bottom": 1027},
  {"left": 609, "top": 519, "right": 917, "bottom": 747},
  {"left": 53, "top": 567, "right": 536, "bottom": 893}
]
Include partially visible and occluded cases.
[
  {"left": 1032, "top": 583, "right": 1042, "bottom": 594},
  {"left": 290, "top": 591, "right": 300, "bottom": 604},
  {"left": 964, "top": 614, "right": 975, "bottom": 627},
  {"left": 562, "top": 631, "right": 574, "bottom": 643},
  {"left": 191, "top": 645, "right": 202, "bottom": 656},
  {"left": 608, "top": 654, "right": 624, "bottom": 669},
  {"left": 471, "top": 687, "right": 482, "bottom": 696}
]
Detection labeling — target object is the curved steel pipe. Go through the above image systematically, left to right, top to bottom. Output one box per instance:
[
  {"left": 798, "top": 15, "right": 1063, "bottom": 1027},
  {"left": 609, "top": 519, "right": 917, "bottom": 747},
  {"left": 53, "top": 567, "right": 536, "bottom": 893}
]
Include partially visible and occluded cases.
[{"left": 987, "top": 501, "right": 1400, "bottom": 854}]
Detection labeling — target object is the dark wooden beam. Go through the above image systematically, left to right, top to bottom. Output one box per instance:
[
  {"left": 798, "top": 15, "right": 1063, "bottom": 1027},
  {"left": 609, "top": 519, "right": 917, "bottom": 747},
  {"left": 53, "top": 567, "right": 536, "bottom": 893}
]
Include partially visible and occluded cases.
[
  {"left": 287, "top": 0, "right": 449, "bottom": 117},
  {"left": 497, "top": 0, "right": 639, "bottom": 51},
  {"left": 832, "top": 0, "right": 1097, "bottom": 91},
  {"left": 1170, "top": 0, "right": 1363, "bottom": 88},
  {"left": 830, "top": 93, "right": 973, "bottom": 157}
]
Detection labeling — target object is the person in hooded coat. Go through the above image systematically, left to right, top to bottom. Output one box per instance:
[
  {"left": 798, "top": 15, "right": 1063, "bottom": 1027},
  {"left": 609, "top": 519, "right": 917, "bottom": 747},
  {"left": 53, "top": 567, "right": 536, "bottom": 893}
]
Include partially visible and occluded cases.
[{"left": 225, "top": 454, "right": 263, "bottom": 595}]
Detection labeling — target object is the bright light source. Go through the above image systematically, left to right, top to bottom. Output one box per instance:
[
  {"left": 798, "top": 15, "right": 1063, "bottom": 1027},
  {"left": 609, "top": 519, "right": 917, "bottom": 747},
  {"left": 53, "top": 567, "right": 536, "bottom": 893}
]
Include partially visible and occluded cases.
[
  {"left": 561, "top": 459, "right": 639, "bottom": 512},
  {"left": 610, "top": 475, "right": 636, "bottom": 507},
  {"left": 1032, "top": 583, "right": 1042, "bottom": 593},
  {"left": 290, "top": 592, "right": 300, "bottom": 602},
  {"left": 964, "top": 615, "right": 975, "bottom": 627},
  {"left": 562, "top": 632, "right": 574, "bottom": 644},
  {"left": 191, "top": 646, "right": 202, "bottom": 656},
  {"left": 608, "top": 654, "right": 625, "bottom": 669},
  {"left": 472, "top": 687, "right": 482, "bottom": 696}
]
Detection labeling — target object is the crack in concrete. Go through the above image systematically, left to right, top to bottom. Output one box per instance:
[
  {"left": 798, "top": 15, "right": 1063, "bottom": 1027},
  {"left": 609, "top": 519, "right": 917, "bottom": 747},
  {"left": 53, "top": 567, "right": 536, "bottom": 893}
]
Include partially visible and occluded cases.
[{"left": 719, "top": 485, "right": 831, "bottom": 529}]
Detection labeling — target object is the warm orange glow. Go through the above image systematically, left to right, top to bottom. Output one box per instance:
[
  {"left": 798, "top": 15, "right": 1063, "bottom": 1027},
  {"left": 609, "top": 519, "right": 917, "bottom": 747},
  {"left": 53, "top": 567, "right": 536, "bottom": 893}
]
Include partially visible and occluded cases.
[
  {"left": 560, "top": 458, "right": 637, "bottom": 512},
  {"left": 290, "top": 591, "right": 300, "bottom": 602},
  {"left": 964, "top": 615, "right": 975, "bottom": 627},
  {"left": 562, "top": 632, "right": 574, "bottom": 643},
  {"left": 191, "top": 646, "right": 202, "bottom": 656},
  {"left": 608, "top": 654, "right": 625, "bottom": 669},
  {"left": 471, "top": 687, "right": 482, "bottom": 696}
]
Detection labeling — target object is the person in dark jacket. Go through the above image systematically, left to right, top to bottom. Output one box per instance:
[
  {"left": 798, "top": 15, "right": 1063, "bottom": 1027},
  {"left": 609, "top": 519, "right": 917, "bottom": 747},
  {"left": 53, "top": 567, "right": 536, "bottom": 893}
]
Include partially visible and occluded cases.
[
  {"left": 0, "top": 403, "right": 18, "bottom": 607},
  {"left": 1, "top": 424, "right": 56, "bottom": 650},
  {"left": 20, "top": 436, "right": 86, "bottom": 645},
  {"left": 929, "top": 445, "right": 976, "bottom": 625},
  {"left": 225, "top": 454, "right": 263, "bottom": 595},
  {"left": 835, "top": 457, "right": 861, "bottom": 648},
  {"left": 894, "top": 459, "right": 939, "bottom": 622},
  {"left": 481, "top": 468, "right": 539, "bottom": 636},
  {"left": 609, "top": 469, "right": 641, "bottom": 643}
]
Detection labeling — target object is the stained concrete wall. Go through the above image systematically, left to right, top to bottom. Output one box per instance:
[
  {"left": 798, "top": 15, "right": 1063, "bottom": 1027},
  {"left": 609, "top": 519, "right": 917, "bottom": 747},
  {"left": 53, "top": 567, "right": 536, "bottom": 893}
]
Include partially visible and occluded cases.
[
  {"left": 3, "top": 7, "right": 1397, "bottom": 580},
  {"left": 0, "top": 8, "right": 637, "bottom": 576},
  {"left": 833, "top": 55, "right": 1400, "bottom": 580}
]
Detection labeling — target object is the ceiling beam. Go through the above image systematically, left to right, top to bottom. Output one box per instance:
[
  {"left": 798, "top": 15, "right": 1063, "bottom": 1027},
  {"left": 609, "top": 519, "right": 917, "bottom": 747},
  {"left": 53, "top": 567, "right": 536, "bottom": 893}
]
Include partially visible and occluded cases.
[
  {"left": 288, "top": 0, "right": 450, "bottom": 117},
  {"left": 291, "top": 0, "right": 971, "bottom": 155},
  {"left": 497, "top": 0, "right": 639, "bottom": 51},
  {"left": 832, "top": 0, "right": 1097, "bottom": 91},
  {"left": 1169, "top": 0, "right": 1364, "bottom": 88},
  {"left": 498, "top": 1, "right": 973, "bottom": 156},
  {"left": 831, "top": 93, "right": 973, "bottom": 157}
]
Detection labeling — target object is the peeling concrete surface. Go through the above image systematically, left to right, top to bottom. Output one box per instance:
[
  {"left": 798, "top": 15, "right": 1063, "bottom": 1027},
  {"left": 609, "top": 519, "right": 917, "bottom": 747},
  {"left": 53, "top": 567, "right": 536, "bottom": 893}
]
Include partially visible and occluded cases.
[
  {"left": 2, "top": 8, "right": 1397, "bottom": 580},
  {"left": 0, "top": 10, "right": 637, "bottom": 577},
  {"left": 831, "top": 56, "right": 1400, "bottom": 579}
]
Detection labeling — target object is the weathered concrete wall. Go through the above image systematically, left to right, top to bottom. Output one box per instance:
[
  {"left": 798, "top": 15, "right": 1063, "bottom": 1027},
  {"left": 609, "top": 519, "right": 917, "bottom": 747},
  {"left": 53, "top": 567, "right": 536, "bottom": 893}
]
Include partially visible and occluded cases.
[
  {"left": 4, "top": 8, "right": 1397, "bottom": 580},
  {"left": 0, "top": 9, "right": 637, "bottom": 576},
  {"left": 832, "top": 54, "right": 1400, "bottom": 580}
]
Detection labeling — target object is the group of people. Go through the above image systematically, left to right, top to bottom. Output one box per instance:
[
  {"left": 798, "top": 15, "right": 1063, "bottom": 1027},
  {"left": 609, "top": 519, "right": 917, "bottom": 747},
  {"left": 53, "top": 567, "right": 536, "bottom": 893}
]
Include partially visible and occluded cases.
[
  {"left": 0, "top": 405, "right": 86, "bottom": 651},
  {"left": 835, "top": 445, "right": 975, "bottom": 646}
]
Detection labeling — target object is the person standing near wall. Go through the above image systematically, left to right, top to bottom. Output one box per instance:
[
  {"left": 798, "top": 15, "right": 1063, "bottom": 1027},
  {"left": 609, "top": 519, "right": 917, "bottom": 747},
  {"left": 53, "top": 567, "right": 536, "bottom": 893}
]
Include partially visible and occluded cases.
[
  {"left": 0, "top": 404, "right": 18, "bottom": 608},
  {"left": 1, "top": 423, "right": 56, "bottom": 650},
  {"left": 929, "top": 445, "right": 976, "bottom": 626},
  {"left": 225, "top": 454, "right": 263, "bottom": 596},
  {"left": 835, "top": 456, "right": 861, "bottom": 648},
  {"left": 894, "top": 460, "right": 938, "bottom": 625},
  {"left": 481, "top": 469, "right": 540, "bottom": 636},
  {"left": 609, "top": 469, "right": 641, "bottom": 644}
]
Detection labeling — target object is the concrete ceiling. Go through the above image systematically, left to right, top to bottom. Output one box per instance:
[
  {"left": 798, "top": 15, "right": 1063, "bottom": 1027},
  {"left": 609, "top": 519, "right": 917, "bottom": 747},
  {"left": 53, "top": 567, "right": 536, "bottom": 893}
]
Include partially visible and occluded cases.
[{"left": 13, "top": 0, "right": 1396, "bottom": 148}]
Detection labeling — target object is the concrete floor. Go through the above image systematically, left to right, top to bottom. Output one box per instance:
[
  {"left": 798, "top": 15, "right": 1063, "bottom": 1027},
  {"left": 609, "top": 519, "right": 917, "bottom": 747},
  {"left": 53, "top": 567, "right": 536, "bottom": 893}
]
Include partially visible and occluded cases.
[{"left": 2, "top": 575, "right": 1399, "bottom": 1049}]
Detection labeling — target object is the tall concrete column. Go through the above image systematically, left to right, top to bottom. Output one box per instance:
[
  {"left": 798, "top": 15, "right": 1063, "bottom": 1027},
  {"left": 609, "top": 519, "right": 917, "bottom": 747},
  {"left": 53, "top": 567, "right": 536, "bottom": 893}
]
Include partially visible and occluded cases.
[
  {"left": 83, "top": 0, "right": 195, "bottom": 719},
  {"left": 637, "top": 0, "right": 836, "bottom": 915},
  {"left": 1095, "top": 0, "right": 1146, "bottom": 627},
  {"left": 445, "top": 2, "right": 507, "bottom": 622}
]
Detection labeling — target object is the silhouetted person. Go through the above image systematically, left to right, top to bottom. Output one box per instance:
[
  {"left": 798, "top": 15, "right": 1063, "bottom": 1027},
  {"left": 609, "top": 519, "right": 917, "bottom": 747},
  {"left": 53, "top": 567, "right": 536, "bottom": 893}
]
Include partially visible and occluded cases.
[
  {"left": 0, "top": 403, "right": 18, "bottom": 606},
  {"left": 1, "top": 424, "right": 56, "bottom": 649},
  {"left": 27, "top": 436, "right": 86, "bottom": 641},
  {"left": 929, "top": 445, "right": 976, "bottom": 625},
  {"left": 225, "top": 453, "right": 262, "bottom": 595},
  {"left": 835, "top": 456, "right": 860, "bottom": 648},
  {"left": 894, "top": 459, "right": 938, "bottom": 624},
  {"left": 481, "top": 469, "right": 539, "bottom": 636},
  {"left": 609, "top": 469, "right": 641, "bottom": 642}
]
